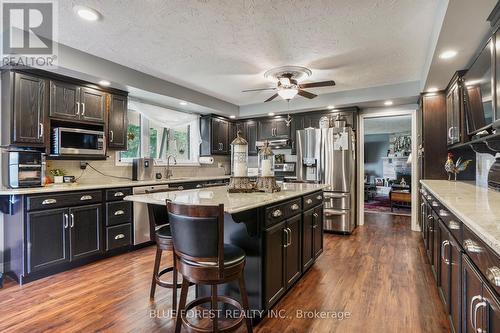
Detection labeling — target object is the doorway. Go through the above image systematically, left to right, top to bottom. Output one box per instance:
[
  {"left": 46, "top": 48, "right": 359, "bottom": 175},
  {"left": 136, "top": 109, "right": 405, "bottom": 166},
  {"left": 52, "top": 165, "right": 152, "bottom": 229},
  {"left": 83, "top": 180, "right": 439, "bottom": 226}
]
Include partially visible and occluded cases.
[{"left": 357, "top": 109, "right": 419, "bottom": 231}]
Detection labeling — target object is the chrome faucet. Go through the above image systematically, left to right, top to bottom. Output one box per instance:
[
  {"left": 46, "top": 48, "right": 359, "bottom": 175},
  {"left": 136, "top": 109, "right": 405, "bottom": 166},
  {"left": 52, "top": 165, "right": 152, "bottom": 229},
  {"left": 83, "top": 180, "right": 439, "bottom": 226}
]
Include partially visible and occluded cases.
[{"left": 165, "top": 154, "right": 177, "bottom": 179}]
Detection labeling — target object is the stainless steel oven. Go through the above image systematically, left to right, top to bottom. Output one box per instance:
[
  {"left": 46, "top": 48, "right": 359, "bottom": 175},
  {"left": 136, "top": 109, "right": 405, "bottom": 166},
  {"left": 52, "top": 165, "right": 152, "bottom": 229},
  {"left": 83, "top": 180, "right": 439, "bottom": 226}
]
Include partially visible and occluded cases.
[
  {"left": 52, "top": 127, "right": 105, "bottom": 155},
  {"left": 2, "top": 151, "right": 46, "bottom": 188}
]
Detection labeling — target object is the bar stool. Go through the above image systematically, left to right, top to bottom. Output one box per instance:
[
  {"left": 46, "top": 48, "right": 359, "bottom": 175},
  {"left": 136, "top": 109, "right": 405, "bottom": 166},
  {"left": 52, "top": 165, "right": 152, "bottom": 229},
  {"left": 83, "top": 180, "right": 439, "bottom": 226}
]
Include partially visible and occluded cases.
[
  {"left": 146, "top": 189, "right": 183, "bottom": 306},
  {"left": 166, "top": 201, "right": 253, "bottom": 333}
]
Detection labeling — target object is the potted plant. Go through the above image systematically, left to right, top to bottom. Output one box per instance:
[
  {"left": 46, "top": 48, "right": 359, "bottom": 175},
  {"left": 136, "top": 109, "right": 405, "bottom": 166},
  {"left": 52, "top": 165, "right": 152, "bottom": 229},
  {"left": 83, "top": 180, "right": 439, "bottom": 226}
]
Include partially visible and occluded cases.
[{"left": 50, "top": 169, "right": 66, "bottom": 184}]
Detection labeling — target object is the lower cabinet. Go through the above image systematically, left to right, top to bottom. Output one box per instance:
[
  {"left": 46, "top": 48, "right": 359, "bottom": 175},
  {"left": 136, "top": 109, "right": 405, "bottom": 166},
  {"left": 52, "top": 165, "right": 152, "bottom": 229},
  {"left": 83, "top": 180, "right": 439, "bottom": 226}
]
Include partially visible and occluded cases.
[
  {"left": 27, "top": 204, "right": 102, "bottom": 274},
  {"left": 302, "top": 205, "right": 324, "bottom": 271},
  {"left": 439, "top": 219, "right": 451, "bottom": 310}
]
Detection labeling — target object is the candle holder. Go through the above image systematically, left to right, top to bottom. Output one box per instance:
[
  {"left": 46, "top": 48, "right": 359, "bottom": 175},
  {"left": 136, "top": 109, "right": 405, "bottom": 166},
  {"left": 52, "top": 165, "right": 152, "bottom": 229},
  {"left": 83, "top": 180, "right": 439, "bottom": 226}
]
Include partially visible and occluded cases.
[
  {"left": 228, "top": 131, "right": 255, "bottom": 193},
  {"left": 256, "top": 141, "right": 281, "bottom": 193}
]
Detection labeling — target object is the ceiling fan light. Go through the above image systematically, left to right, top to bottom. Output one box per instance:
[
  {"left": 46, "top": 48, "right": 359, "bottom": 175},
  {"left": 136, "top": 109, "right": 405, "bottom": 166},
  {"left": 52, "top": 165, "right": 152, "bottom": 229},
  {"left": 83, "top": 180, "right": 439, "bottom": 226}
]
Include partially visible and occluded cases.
[
  {"left": 279, "top": 77, "right": 291, "bottom": 86},
  {"left": 278, "top": 88, "right": 298, "bottom": 100}
]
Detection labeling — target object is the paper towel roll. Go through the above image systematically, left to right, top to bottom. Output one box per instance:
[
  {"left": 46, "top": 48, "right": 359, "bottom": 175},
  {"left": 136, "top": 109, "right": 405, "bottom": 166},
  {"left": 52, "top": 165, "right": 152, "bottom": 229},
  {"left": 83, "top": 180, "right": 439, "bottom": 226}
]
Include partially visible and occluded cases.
[{"left": 199, "top": 156, "right": 214, "bottom": 164}]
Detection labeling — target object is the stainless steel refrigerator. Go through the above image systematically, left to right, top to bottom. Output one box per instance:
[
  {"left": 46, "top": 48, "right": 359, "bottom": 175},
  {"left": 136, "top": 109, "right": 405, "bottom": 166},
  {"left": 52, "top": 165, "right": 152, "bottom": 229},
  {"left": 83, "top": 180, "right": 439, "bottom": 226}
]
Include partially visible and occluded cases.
[{"left": 296, "top": 127, "right": 356, "bottom": 233}]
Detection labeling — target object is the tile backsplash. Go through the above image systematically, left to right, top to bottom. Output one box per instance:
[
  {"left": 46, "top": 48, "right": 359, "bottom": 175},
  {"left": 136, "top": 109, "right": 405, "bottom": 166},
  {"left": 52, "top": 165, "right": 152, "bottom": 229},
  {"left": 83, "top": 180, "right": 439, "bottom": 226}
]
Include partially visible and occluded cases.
[{"left": 47, "top": 154, "right": 230, "bottom": 184}]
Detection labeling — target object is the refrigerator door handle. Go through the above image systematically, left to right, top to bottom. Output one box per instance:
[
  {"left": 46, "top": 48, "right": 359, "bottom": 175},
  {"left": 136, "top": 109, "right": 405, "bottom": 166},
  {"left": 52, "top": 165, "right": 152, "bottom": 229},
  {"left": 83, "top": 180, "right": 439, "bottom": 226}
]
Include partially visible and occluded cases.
[{"left": 324, "top": 208, "right": 348, "bottom": 216}]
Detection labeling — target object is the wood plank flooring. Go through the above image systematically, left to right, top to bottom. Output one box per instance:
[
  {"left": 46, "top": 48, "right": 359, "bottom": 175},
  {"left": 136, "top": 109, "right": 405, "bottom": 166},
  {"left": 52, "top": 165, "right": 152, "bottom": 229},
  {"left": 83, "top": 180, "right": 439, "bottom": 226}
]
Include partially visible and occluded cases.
[{"left": 0, "top": 213, "right": 450, "bottom": 333}]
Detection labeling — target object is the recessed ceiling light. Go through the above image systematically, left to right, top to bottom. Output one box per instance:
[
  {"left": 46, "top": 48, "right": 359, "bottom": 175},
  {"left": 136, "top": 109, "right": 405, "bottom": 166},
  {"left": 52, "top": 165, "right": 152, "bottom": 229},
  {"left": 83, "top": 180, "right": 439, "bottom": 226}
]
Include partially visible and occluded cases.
[
  {"left": 74, "top": 6, "right": 101, "bottom": 21},
  {"left": 439, "top": 50, "right": 457, "bottom": 60},
  {"left": 98, "top": 80, "right": 110, "bottom": 86},
  {"left": 427, "top": 87, "right": 438, "bottom": 93},
  {"left": 384, "top": 100, "right": 393, "bottom": 106},
  {"left": 179, "top": 101, "right": 188, "bottom": 106},
  {"left": 327, "top": 105, "right": 335, "bottom": 109},
  {"left": 268, "top": 112, "right": 275, "bottom": 116},
  {"left": 229, "top": 115, "right": 236, "bottom": 119}
]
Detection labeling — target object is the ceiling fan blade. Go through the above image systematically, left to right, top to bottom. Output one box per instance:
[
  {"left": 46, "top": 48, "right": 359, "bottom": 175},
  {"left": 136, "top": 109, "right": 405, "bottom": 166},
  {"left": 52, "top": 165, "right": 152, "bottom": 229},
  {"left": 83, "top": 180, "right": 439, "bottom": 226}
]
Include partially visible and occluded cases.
[
  {"left": 299, "top": 80, "right": 336, "bottom": 88},
  {"left": 242, "top": 88, "right": 277, "bottom": 92},
  {"left": 297, "top": 90, "right": 317, "bottom": 99},
  {"left": 264, "top": 93, "right": 279, "bottom": 102}
]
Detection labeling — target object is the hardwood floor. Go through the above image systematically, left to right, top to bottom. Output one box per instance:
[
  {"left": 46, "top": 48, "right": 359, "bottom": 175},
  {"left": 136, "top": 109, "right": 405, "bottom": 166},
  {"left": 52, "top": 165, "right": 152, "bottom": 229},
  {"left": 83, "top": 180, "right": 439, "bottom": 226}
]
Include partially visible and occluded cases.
[{"left": 0, "top": 213, "right": 450, "bottom": 333}]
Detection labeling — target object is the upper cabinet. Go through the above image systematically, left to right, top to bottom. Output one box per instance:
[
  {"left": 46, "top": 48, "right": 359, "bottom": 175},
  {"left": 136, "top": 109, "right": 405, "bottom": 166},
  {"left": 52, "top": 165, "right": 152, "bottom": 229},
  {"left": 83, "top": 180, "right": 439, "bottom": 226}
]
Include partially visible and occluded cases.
[
  {"left": 496, "top": 29, "right": 500, "bottom": 121},
  {"left": 445, "top": 71, "right": 466, "bottom": 146},
  {"left": 1, "top": 72, "right": 48, "bottom": 147},
  {"left": 50, "top": 81, "right": 105, "bottom": 124},
  {"left": 108, "top": 94, "right": 128, "bottom": 150},
  {"left": 200, "top": 115, "right": 232, "bottom": 156},
  {"left": 257, "top": 118, "right": 290, "bottom": 140},
  {"left": 236, "top": 120, "right": 258, "bottom": 155}
]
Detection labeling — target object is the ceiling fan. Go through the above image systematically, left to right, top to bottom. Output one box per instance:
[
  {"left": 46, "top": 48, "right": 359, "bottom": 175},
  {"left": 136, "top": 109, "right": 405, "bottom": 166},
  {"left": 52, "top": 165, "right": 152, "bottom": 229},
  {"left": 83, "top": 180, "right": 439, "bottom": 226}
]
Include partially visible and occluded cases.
[{"left": 242, "top": 66, "right": 335, "bottom": 102}]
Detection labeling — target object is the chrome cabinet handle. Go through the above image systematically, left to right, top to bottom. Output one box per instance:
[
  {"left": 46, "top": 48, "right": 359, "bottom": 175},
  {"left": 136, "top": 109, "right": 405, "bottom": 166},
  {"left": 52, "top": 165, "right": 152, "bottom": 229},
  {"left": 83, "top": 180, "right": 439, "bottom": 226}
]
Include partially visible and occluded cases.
[
  {"left": 76, "top": 102, "right": 80, "bottom": 115},
  {"left": 81, "top": 102, "right": 85, "bottom": 115},
  {"left": 38, "top": 123, "right": 43, "bottom": 138},
  {"left": 110, "top": 130, "right": 114, "bottom": 142},
  {"left": 196, "top": 184, "right": 203, "bottom": 188},
  {"left": 177, "top": 186, "right": 184, "bottom": 190},
  {"left": 113, "top": 191, "right": 124, "bottom": 197},
  {"left": 80, "top": 195, "right": 93, "bottom": 201},
  {"left": 316, "top": 195, "right": 323, "bottom": 200},
  {"left": 426, "top": 195, "right": 432, "bottom": 200},
  {"left": 42, "top": 199, "right": 57, "bottom": 205},
  {"left": 306, "top": 199, "right": 313, "bottom": 204},
  {"left": 432, "top": 201, "right": 439, "bottom": 207},
  {"left": 290, "top": 203, "right": 300, "bottom": 211},
  {"left": 272, "top": 209, "right": 282, "bottom": 218},
  {"left": 439, "top": 209, "right": 449, "bottom": 217},
  {"left": 114, "top": 210, "right": 125, "bottom": 216},
  {"left": 64, "top": 213, "right": 69, "bottom": 229},
  {"left": 70, "top": 213, "right": 75, "bottom": 228},
  {"left": 313, "top": 213, "right": 319, "bottom": 218},
  {"left": 448, "top": 220, "right": 460, "bottom": 230},
  {"left": 287, "top": 227, "right": 292, "bottom": 246},
  {"left": 283, "top": 229, "right": 289, "bottom": 248},
  {"left": 114, "top": 234, "right": 125, "bottom": 240},
  {"left": 464, "top": 239, "right": 483, "bottom": 253},
  {"left": 441, "top": 240, "right": 450, "bottom": 265},
  {"left": 486, "top": 266, "right": 500, "bottom": 287},
  {"left": 470, "top": 295, "right": 482, "bottom": 331},
  {"left": 474, "top": 300, "right": 487, "bottom": 332}
]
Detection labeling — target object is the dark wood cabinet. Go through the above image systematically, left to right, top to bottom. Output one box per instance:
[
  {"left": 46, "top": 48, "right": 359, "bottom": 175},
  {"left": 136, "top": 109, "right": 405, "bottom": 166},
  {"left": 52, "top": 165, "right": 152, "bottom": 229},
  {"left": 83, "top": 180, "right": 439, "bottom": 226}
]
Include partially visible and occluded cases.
[
  {"left": 446, "top": 71, "right": 467, "bottom": 146},
  {"left": 8, "top": 73, "right": 47, "bottom": 146},
  {"left": 49, "top": 80, "right": 79, "bottom": 121},
  {"left": 79, "top": 87, "right": 106, "bottom": 123},
  {"left": 108, "top": 94, "right": 128, "bottom": 150},
  {"left": 200, "top": 115, "right": 231, "bottom": 155},
  {"left": 258, "top": 118, "right": 290, "bottom": 140},
  {"left": 236, "top": 120, "right": 258, "bottom": 155},
  {"left": 69, "top": 204, "right": 102, "bottom": 260},
  {"left": 312, "top": 205, "right": 323, "bottom": 259},
  {"left": 302, "top": 207, "right": 314, "bottom": 271},
  {"left": 27, "top": 208, "right": 69, "bottom": 273},
  {"left": 285, "top": 215, "right": 302, "bottom": 287},
  {"left": 438, "top": 219, "right": 451, "bottom": 311},
  {"left": 264, "top": 220, "right": 286, "bottom": 308},
  {"left": 449, "top": 237, "right": 462, "bottom": 333},
  {"left": 463, "top": 255, "right": 484, "bottom": 333},
  {"left": 483, "top": 283, "right": 500, "bottom": 333}
]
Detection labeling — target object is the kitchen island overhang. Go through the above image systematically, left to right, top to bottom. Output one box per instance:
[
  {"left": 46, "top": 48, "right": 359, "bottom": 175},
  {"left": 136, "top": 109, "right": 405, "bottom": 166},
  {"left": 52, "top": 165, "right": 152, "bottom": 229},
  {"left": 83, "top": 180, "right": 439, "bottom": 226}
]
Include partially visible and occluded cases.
[{"left": 124, "top": 182, "right": 328, "bottom": 321}]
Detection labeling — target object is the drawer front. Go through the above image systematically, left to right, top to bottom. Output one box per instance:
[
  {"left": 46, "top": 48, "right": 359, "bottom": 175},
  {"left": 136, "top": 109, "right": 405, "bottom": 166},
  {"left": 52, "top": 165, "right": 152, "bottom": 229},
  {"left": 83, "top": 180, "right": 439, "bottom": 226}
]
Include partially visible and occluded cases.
[
  {"left": 105, "top": 187, "right": 132, "bottom": 201},
  {"left": 27, "top": 190, "right": 102, "bottom": 211},
  {"left": 303, "top": 191, "right": 324, "bottom": 211},
  {"left": 324, "top": 192, "right": 349, "bottom": 209},
  {"left": 265, "top": 198, "right": 302, "bottom": 227},
  {"left": 106, "top": 201, "right": 132, "bottom": 226},
  {"left": 437, "top": 208, "right": 462, "bottom": 243},
  {"left": 324, "top": 209, "right": 350, "bottom": 231},
  {"left": 106, "top": 223, "right": 132, "bottom": 251},
  {"left": 463, "top": 225, "right": 500, "bottom": 294}
]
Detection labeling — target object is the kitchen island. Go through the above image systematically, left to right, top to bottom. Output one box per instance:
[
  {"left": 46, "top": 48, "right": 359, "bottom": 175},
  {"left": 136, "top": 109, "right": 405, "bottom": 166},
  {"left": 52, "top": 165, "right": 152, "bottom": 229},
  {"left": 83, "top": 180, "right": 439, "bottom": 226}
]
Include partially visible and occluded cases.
[{"left": 124, "top": 182, "right": 327, "bottom": 316}]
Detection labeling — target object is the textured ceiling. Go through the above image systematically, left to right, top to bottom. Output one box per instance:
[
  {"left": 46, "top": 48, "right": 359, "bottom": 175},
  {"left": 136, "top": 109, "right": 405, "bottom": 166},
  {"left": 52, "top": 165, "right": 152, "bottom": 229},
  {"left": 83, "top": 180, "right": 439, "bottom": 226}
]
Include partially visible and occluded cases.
[
  {"left": 58, "top": 0, "right": 441, "bottom": 105},
  {"left": 364, "top": 115, "right": 411, "bottom": 135}
]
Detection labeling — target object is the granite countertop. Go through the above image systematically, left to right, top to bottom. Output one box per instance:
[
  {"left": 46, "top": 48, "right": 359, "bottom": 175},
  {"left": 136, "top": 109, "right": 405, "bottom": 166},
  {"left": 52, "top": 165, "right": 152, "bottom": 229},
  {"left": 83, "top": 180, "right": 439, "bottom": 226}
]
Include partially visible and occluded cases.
[
  {"left": 0, "top": 175, "right": 230, "bottom": 195},
  {"left": 420, "top": 180, "right": 500, "bottom": 255},
  {"left": 124, "top": 182, "right": 328, "bottom": 214}
]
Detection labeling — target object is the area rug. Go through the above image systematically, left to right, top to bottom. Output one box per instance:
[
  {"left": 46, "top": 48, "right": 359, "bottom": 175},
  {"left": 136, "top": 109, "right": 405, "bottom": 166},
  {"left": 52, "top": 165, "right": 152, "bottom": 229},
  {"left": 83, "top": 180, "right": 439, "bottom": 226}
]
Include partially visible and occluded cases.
[{"left": 365, "top": 195, "right": 411, "bottom": 216}]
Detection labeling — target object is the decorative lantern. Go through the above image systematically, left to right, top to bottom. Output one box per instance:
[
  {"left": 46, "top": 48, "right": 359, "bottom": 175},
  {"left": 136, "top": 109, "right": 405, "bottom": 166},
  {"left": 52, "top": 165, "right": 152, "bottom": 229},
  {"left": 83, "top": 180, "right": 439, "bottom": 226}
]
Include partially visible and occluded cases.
[
  {"left": 227, "top": 131, "right": 254, "bottom": 193},
  {"left": 255, "top": 141, "right": 281, "bottom": 193}
]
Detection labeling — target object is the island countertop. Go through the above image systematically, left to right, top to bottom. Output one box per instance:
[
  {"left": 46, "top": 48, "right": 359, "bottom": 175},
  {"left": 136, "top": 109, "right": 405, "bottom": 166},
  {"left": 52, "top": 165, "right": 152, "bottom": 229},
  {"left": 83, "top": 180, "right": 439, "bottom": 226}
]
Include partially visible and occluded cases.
[
  {"left": 420, "top": 180, "right": 500, "bottom": 255},
  {"left": 124, "top": 182, "right": 328, "bottom": 214}
]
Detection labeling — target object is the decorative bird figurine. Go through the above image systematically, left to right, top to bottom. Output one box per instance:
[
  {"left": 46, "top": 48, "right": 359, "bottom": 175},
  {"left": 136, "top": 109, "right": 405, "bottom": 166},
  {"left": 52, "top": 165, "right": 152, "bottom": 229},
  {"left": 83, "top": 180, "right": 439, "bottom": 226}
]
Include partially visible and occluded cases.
[{"left": 444, "top": 153, "right": 472, "bottom": 181}]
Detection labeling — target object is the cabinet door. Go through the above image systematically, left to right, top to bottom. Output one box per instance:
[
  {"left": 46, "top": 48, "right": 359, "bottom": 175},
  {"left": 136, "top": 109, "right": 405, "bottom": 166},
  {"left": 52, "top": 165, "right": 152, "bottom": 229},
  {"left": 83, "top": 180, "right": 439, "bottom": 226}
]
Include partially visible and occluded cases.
[
  {"left": 496, "top": 29, "right": 500, "bottom": 121},
  {"left": 13, "top": 73, "right": 47, "bottom": 145},
  {"left": 49, "top": 80, "right": 79, "bottom": 121},
  {"left": 452, "top": 85, "right": 461, "bottom": 143},
  {"left": 80, "top": 87, "right": 106, "bottom": 123},
  {"left": 446, "top": 89, "right": 454, "bottom": 145},
  {"left": 108, "top": 94, "right": 128, "bottom": 150},
  {"left": 211, "top": 118, "right": 229, "bottom": 154},
  {"left": 274, "top": 118, "right": 290, "bottom": 137},
  {"left": 258, "top": 119, "right": 275, "bottom": 139},
  {"left": 246, "top": 121, "right": 258, "bottom": 155},
  {"left": 69, "top": 204, "right": 102, "bottom": 260},
  {"left": 312, "top": 205, "right": 324, "bottom": 259},
  {"left": 27, "top": 208, "right": 69, "bottom": 273},
  {"left": 302, "top": 208, "right": 314, "bottom": 271},
  {"left": 426, "top": 210, "right": 435, "bottom": 263},
  {"left": 433, "top": 214, "right": 441, "bottom": 280},
  {"left": 285, "top": 215, "right": 302, "bottom": 287},
  {"left": 438, "top": 220, "right": 451, "bottom": 311},
  {"left": 264, "top": 221, "right": 286, "bottom": 308},
  {"left": 449, "top": 238, "right": 462, "bottom": 333},
  {"left": 463, "top": 255, "right": 484, "bottom": 333},
  {"left": 483, "top": 283, "right": 500, "bottom": 333}
]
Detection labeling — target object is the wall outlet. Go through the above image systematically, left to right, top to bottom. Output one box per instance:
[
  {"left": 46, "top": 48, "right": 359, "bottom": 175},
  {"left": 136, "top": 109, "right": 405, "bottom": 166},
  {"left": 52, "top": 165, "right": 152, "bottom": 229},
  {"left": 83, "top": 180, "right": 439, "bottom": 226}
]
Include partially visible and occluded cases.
[
  {"left": 80, "top": 161, "right": 87, "bottom": 170},
  {"left": 218, "top": 162, "right": 223, "bottom": 168}
]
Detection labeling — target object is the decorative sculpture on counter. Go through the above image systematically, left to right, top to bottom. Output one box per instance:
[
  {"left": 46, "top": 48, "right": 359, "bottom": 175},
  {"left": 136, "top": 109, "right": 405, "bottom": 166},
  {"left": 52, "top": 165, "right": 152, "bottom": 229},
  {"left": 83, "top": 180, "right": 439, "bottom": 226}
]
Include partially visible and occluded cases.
[
  {"left": 228, "top": 131, "right": 255, "bottom": 193},
  {"left": 255, "top": 141, "right": 281, "bottom": 193},
  {"left": 445, "top": 152, "right": 472, "bottom": 181}
]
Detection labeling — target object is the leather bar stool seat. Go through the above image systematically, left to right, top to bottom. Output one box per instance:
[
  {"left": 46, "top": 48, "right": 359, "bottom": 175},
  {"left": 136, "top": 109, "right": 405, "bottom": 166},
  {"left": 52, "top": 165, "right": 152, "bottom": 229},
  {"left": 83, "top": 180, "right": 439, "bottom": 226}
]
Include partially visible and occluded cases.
[{"left": 182, "top": 244, "right": 245, "bottom": 268}]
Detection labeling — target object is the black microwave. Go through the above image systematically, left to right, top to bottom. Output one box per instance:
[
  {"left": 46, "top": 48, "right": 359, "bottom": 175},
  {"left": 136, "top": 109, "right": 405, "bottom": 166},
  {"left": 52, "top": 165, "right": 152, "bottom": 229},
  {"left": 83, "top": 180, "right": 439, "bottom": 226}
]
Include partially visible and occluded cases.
[{"left": 52, "top": 127, "right": 105, "bottom": 156}]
